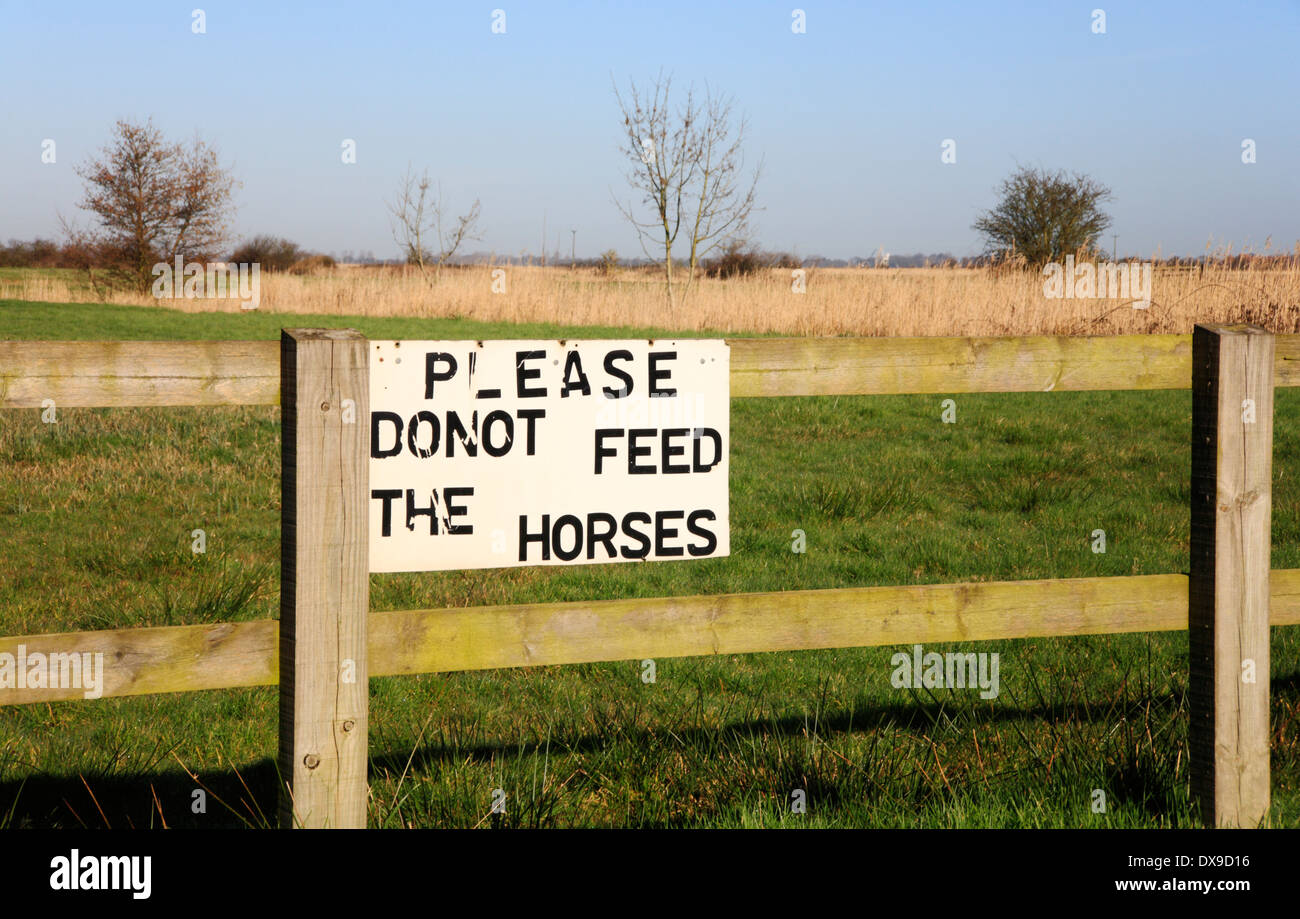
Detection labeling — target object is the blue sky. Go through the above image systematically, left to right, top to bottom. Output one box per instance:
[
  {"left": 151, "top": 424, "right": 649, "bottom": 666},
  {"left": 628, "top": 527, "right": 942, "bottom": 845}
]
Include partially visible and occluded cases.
[{"left": 2, "top": 0, "right": 1297, "bottom": 260}]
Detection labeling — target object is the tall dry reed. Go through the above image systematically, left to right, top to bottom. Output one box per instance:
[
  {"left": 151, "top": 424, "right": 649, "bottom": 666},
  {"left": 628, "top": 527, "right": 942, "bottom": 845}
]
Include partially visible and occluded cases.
[{"left": 6, "top": 261, "right": 1300, "bottom": 337}]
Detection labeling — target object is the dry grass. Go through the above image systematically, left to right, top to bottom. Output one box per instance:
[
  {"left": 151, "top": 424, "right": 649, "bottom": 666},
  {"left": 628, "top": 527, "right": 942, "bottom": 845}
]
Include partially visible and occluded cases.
[{"left": 7, "top": 259, "right": 1300, "bottom": 337}]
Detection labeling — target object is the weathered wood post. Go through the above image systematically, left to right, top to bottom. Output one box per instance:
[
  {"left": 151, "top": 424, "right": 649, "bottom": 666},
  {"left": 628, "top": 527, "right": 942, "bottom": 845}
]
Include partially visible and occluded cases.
[
  {"left": 1189, "top": 323, "right": 1272, "bottom": 828},
  {"left": 280, "top": 329, "right": 369, "bottom": 828}
]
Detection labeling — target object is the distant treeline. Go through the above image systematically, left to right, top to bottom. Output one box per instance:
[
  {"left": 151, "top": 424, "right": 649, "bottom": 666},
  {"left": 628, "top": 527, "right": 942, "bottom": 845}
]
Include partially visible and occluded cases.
[
  {"left": 0, "top": 235, "right": 335, "bottom": 272},
  {"left": 3, "top": 236, "right": 1296, "bottom": 272},
  {"left": 0, "top": 238, "right": 80, "bottom": 268},
  {"left": 343, "top": 248, "right": 1300, "bottom": 271}
]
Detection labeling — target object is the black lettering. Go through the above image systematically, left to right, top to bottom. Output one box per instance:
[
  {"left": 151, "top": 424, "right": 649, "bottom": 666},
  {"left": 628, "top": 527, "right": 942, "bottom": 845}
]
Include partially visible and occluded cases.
[
  {"left": 602, "top": 349, "right": 634, "bottom": 398},
  {"left": 516, "top": 350, "right": 546, "bottom": 398},
  {"left": 560, "top": 351, "right": 591, "bottom": 397},
  {"left": 648, "top": 351, "right": 677, "bottom": 397},
  {"left": 425, "top": 352, "right": 457, "bottom": 398},
  {"left": 517, "top": 409, "right": 545, "bottom": 455},
  {"left": 446, "top": 410, "right": 478, "bottom": 457},
  {"left": 482, "top": 410, "right": 514, "bottom": 457},
  {"left": 407, "top": 411, "right": 439, "bottom": 459},
  {"left": 371, "top": 412, "right": 404, "bottom": 458},
  {"left": 594, "top": 428, "right": 622, "bottom": 474},
  {"left": 628, "top": 428, "right": 655, "bottom": 474},
  {"left": 662, "top": 428, "right": 689, "bottom": 473},
  {"left": 692, "top": 428, "right": 723, "bottom": 472},
  {"left": 443, "top": 487, "right": 474, "bottom": 535},
  {"left": 371, "top": 489, "right": 402, "bottom": 536},
  {"left": 405, "top": 489, "right": 438, "bottom": 534},
  {"left": 686, "top": 509, "right": 718, "bottom": 556},
  {"left": 655, "top": 510, "right": 685, "bottom": 556},
  {"left": 587, "top": 512, "right": 618, "bottom": 560},
  {"left": 620, "top": 512, "right": 652, "bottom": 559},
  {"left": 519, "top": 514, "right": 551, "bottom": 561},
  {"left": 552, "top": 514, "right": 583, "bottom": 561}
]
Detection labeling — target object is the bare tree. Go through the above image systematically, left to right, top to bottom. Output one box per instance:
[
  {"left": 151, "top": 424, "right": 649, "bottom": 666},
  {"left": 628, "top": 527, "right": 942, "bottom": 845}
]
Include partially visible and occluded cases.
[
  {"left": 612, "top": 72, "right": 762, "bottom": 315},
  {"left": 68, "top": 118, "right": 238, "bottom": 292},
  {"left": 387, "top": 166, "right": 482, "bottom": 282}
]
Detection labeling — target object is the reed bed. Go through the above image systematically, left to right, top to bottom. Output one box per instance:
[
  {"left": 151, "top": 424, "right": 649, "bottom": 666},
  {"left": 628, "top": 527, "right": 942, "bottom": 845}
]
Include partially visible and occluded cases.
[{"left": 6, "top": 260, "right": 1300, "bottom": 337}]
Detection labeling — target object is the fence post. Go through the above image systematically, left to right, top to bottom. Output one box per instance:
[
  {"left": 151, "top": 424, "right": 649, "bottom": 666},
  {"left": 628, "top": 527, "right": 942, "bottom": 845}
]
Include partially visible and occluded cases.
[
  {"left": 1189, "top": 323, "right": 1272, "bottom": 828},
  {"left": 279, "top": 329, "right": 370, "bottom": 828}
]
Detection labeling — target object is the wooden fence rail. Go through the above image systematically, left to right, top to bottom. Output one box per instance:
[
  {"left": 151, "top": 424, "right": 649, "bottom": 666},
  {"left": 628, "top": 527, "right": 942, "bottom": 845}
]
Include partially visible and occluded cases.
[
  {"left": 0, "top": 328, "right": 1294, "bottom": 829},
  {"left": 5, "top": 333, "right": 1300, "bottom": 407},
  {"left": 2, "top": 570, "right": 1299, "bottom": 706}
]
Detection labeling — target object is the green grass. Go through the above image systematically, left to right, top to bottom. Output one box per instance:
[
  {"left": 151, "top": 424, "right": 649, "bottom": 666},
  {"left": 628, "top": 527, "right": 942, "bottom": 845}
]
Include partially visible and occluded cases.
[
  {"left": 0, "top": 268, "right": 85, "bottom": 282},
  {"left": 0, "top": 296, "right": 752, "bottom": 342},
  {"left": 1, "top": 298, "right": 1298, "bottom": 828}
]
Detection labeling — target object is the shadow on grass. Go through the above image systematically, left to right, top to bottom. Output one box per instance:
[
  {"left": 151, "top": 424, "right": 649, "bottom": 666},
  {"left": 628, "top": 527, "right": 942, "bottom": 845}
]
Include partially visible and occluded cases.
[{"left": 10, "top": 673, "right": 1291, "bottom": 828}]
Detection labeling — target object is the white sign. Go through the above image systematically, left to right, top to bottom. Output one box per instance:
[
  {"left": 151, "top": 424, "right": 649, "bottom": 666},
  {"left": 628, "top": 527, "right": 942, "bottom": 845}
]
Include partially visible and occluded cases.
[{"left": 368, "top": 340, "right": 729, "bottom": 572}]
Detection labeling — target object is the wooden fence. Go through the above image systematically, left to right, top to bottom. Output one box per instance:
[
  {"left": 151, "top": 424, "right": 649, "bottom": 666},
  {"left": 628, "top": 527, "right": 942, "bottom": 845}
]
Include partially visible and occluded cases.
[{"left": 1, "top": 327, "right": 1295, "bottom": 829}]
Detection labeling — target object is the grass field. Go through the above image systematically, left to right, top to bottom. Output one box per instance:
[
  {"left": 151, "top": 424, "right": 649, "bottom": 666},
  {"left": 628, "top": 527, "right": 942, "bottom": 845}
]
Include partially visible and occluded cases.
[
  {"left": 4, "top": 257, "right": 1300, "bottom": 338},
  {"left": 2, "top": 298, "right": 1299, "bottom": 828}
]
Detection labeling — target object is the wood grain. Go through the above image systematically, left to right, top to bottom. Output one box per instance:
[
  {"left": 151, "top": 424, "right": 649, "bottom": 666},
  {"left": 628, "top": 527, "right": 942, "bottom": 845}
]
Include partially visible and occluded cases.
[
  {"left": 1189, "top": 324, "right": 1273, "bottom": 829},
  {"left": 278, "top": 329, "right": 369, "bottom": 829},
  {"left": 4, "top": 334, "right": 1300, "bottom": 408},
  {"left": 727, "top": 334, "right": 1198, "bottom": 396},
  {"left": 0, "top": 340, "right": 279, "bottom": 407},
  {"left": 4, "top": 570, "right": 1299, "bottom": 706},
  {"left": 0, "top": 620, "right": 276, "bottom": 704}
]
